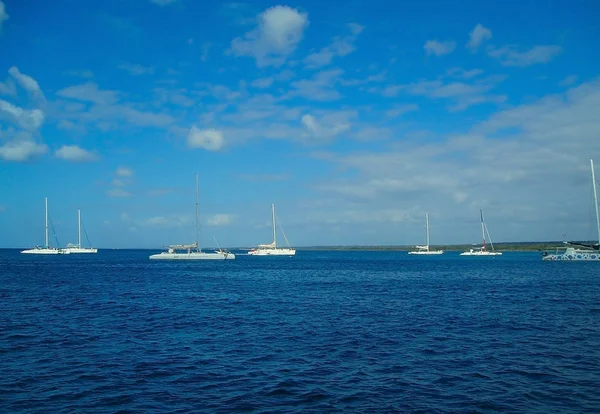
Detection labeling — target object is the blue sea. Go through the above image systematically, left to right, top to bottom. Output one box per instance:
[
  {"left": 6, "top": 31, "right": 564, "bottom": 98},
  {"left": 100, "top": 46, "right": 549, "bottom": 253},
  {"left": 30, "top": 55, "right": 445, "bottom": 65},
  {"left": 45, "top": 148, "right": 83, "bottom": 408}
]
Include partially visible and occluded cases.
[{"left": 1, "top": 249, "right": 599, "bottom": 413}]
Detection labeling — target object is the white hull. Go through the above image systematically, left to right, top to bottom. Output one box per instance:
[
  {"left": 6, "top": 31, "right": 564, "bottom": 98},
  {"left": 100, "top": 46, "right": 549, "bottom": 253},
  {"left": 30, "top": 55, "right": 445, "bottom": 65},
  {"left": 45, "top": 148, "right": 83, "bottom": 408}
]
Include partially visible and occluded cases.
[
  {"left": 21, "top": 247, "right": 70, "bottom": 255},
  {"left": 64, "top": 247, "right": 98, "bottom": 254},
  {"left": 248, "top": 248, "right": 296, "bottom": 256},
  {"left": 543, "top": 248, "right": 600, "bottom": 261},
  {"left": 408, "top": 250, "right": 444, "bottom": 255},
  {"left": 460, "top": 250, "right": 502, "bottom": 256},
  {"left": 149, "top": 251, "right": 235, "bottom": 260}
]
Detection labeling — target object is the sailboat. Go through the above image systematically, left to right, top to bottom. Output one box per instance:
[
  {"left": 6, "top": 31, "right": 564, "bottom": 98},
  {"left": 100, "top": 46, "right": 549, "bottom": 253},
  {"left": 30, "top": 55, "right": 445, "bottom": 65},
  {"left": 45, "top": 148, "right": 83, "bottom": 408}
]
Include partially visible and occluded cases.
[
  {"left": 543, "top": 159, "right": 600, "bottom": 261},
  {"left": 149, "top": 174, "right": 235, "bottom": 260},
  {"left": 21, "top": 197, "right": 70, "bottom": 255},
  {"left": 248, "top": 204, "right": 296, "bottom": 256},
  {"left": 460, "top": 209, "right": 502, "bottom": 256},
  {"left": 64, "top": 210, "right": 98, "bottom": 253},
  {"left": 408, "top": 212, "right": 444, "bottom": 255}
]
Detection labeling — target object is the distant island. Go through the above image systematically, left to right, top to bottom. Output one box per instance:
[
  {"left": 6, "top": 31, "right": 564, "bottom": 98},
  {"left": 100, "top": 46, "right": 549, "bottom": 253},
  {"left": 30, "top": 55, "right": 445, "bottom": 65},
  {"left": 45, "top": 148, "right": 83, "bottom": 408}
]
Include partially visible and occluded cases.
[{"left": 287, "top": 242, "right": 570, "bottom": 252}]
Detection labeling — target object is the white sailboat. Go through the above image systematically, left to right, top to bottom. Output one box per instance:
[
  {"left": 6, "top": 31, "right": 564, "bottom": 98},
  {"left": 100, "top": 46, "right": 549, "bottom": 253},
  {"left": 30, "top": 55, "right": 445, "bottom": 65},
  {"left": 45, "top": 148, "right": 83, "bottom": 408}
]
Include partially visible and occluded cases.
[
  {"left": 543, "top": 159, "right": 600, "bottom": 261},
  {"left": 149, "top": 174, "right": 235, "bottom": 260},
  {"left": 21, "top": 197, "right": 70, "bottom": 255},
  {"left": 248, "top": 204, "right": 296, "bottom": 256},
  {"left": 64, "top": 209, "right": 98, "bottom": 253},
  {"left": 460, "top": 209, "right": 502, "bottom": 256},
  {"left": 408, "top": 212, "right": 444, "bottom": 255}
]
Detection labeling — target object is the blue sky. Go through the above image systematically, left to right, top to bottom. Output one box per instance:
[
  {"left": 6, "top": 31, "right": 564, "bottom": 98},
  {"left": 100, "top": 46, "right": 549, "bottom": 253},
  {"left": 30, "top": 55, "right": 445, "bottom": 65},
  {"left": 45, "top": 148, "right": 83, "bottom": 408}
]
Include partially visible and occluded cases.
[{"left": 1, "top": 0, "right": 599, "bottom": 249}]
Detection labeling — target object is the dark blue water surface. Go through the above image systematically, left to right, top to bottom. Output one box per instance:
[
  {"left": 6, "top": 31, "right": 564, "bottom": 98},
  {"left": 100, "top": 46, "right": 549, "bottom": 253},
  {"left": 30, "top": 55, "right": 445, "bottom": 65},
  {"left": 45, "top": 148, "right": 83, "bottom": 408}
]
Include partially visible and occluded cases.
[{"left": 1, "top": 249, "right": 599, "bottom": 412}]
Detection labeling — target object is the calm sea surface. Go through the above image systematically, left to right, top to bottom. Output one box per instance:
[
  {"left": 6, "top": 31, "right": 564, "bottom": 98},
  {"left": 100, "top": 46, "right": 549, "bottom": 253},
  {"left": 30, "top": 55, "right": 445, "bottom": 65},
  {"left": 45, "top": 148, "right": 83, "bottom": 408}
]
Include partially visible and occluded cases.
[{"left": 1, "top": 249, "right": 599, "bottom": 412}]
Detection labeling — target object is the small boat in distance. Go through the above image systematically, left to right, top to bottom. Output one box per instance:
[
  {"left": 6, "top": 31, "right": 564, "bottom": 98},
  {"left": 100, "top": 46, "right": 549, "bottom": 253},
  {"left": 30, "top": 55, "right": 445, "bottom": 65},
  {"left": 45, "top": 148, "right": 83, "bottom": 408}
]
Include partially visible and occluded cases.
[
  {"left": 543, "top": 159, "right": 600, "bottom": 261},
  {"left": 149, "top": 174, "right": 235, "bottom": 260},
  {"left": 21, "top": 197, "right": 70, "bottom": 255},
  {"left": 248, "top": 204, "right": 296, "bottom": 256},
  {"left": 64, "top": 209, "right": 98, "bottom": 254},
  {"left": 460, "top": 209, "right": 502, "bottom": 256},
  {"left": 408, "top": 212, "right": 444, "bottom": 255}
]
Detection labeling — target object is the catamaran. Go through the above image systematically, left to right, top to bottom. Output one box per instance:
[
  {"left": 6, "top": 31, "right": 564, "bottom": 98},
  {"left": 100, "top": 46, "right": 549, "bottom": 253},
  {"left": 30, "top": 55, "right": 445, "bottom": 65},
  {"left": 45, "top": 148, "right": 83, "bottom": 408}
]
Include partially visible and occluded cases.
[
  {"left": 543, "top": 159, "right": 600, "bottom": 261},
  {"left": 149, "top": 174, "right": 235, "bottom": 260},
  {"left": 21, "top": 197, "right": 70, "bottom": 255},
  {"left": 248, "top": 204, "right": 296, "bottom": 256},
  {"left": 64, "top": 209, "right": 98, "bottom": 253},
  {"left": 460, "top": 209, "right": 502, "bottom": 256},
  {"left": 408, "top": 212, "right": 444, "bottom": 255}
]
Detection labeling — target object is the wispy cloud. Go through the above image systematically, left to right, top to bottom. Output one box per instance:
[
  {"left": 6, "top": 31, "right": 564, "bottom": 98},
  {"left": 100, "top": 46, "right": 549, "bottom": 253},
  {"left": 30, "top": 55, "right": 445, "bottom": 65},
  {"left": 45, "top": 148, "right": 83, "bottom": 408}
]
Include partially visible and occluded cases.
[
  {"left": 0, "top": 1, "right": 8, "bottom": 30},
  {"left": 230, "top": 5, "right": 309, "bottom": 67},
  {"left": 303, "top": 23, "right": 363, "bottom": 69},
  {"left": 466, "top": 24, "right": 492, "bottom": 51},
  {"left": 424, "top": 40, "right": 456, "bottom": 56},
  {"left": 487, "top": 44, "right": 562, "bottom": 67},
  {"left": 55, "top": 145, "right": 99, "bottom": 162}
]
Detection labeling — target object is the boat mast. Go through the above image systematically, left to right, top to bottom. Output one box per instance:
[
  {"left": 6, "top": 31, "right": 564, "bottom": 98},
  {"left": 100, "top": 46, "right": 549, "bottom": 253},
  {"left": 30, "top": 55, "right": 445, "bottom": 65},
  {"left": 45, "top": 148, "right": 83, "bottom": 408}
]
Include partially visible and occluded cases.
[
  {"left": 591, "top": 159, "right": 600, "bottom": 245},
  {"left": 195, "top": 173, "right": 200, "bottom": 253},
  {"left": 45, "top": 197, "right": 49, "bottom": 248},
  {"left": 272, "top": 203, "right": 277, "bottom": 248},
  {"left": 78, "top": 209, "right": 81, "bottom": 248},
  {"left": 480, "top": 209, "right": 486, "bottom": 251},
  {"left": 425, "top": 212, "right": 430, "bottom": 251}
]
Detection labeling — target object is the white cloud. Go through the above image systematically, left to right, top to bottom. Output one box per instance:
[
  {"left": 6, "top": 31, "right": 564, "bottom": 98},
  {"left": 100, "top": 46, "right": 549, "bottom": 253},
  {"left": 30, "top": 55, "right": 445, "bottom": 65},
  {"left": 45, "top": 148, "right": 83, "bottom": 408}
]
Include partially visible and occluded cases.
[
  {"left": 0, "top": 1, "right": 8, "bottom": 29},
  {"left": 230, "top": 5, "right": 309, "bottom": 67},
  {"left": 303, "top": 23, "right": 363, "bottom": 69},
  {"left": 466, "top": 24, "right": 492, "bottom": 51},
  {"left": 424, "top": 40, "right": 456, "bottom": 56},
  {"left": 487, "top": 45, "right": 562, "bottom": 67},
  {"left": 8, "top": 67, "right": 44, "bottom": 101},
  {"left": 447, "top": 67, "right": 484, "bottom": 79},
  {"left": 287, "top": 69, "right": 343, "bottom": 101},
  {"left": 0, "top": 79, "right": 16, "bottom": 96},
  {"left": 57, "top": 82, "right": 119, "bottom": 105},
  {"left": 0, "top": 99, "right": 44, "bottom": 130},
  {"left": 385, "top": 104, "right": 419, "bottom": 118},
  {"left": 301, "top": 113, "right": 351, "bottom": 140},
  {"left": 187, "top": 125, "right": 225, "bottom": 151},
  {"left": 0, "top": 138, "right": 47, "bottom": 162},
  {"left": 54, "top": 145, "right": 98, "bottom": 162},
  {"left": 116, "top": 166, "right": 134, "bottom": 177},
  {"left": 206, "top": 213, "right": 236, "bottom": 226},
  {"left": 144, "top": 215, "right": 192, "bottom": 228}
]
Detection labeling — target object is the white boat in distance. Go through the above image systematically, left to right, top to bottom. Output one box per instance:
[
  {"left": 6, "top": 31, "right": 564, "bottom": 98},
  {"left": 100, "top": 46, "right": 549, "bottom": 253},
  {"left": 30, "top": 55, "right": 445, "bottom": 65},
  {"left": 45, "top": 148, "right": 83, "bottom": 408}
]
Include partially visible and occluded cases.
[
  {"left": 543, "top": 159, "right": 600, "bottom": 261},
  {"left": 149, "top": 174, "right": 235, "bottom": 260},
  {"left": 21, "top": 197, "right": 70, "bottom": 255},
  {"left": 248, "top": 204, "right": 296, "bottom": 256},
  {"left": 64, "top": 209, "right": 98, "bottom": 253},
  {"left": 460, "top": 210, "right": 502, "bottom": 256},
  {"left": 408, "top": 212, "right": 444, "bottom": 255}
]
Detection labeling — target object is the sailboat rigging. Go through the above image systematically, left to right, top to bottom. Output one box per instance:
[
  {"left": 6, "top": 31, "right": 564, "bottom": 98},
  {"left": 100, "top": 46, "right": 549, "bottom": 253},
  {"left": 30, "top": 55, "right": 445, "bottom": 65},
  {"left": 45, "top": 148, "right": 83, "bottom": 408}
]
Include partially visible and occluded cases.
[
  {"left": 149, "top": 173, "right": 235, "bottom": 260},
  {"left": 248, "top": 204, "right": 296, "bottom": 256},
  {"left": 460, "top": 209, "right": 502, "bottom": 256},
  {"left": 408, "top": 212, "right": 444, "bottom": 255}
]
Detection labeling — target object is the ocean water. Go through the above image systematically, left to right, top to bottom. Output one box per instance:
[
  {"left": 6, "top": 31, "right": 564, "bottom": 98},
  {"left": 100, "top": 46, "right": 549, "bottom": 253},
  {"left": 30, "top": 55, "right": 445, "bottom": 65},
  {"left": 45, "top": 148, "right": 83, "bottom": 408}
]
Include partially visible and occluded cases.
[{"left": 1, "top": 249, "right": 599, "bottom": 413}]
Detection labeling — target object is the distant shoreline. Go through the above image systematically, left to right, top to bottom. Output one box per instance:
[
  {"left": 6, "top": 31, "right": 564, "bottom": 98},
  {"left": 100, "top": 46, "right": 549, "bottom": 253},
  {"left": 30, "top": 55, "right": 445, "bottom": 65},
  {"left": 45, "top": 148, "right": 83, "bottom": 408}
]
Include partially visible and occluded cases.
[{"left": 2, "top": 242, "right": 576, "bottom": 252}]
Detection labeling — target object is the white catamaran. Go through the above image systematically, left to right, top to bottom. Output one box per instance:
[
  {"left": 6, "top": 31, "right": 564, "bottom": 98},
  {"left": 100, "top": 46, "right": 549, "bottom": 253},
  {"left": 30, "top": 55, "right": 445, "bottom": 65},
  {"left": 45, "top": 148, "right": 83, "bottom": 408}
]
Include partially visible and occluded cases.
[
  {"left": 543, "top": 159, "right": 600, "bottom": 261},
  {"left": 149, "top": 174, "right": 235, "bottom": 260},
  {"left": 21, "top": 197, "right": 70, "bottom": 255},
  {"left": 248, "top": 204, "right": 296, "bottom": 256},
  {"left": 64, "top": 209, "right": 98, "bottom": 253},
  {"left": 460, "top": 209, "right": 502, "bottom": 256},
  {"left": 408, "top": 212, "right": 444, "bottom": 255}
]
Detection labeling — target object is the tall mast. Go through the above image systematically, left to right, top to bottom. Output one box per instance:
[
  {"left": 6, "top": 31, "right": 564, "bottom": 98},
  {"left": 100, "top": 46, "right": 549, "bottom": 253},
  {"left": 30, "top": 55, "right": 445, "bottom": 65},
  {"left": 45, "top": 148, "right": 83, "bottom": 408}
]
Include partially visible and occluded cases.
[
  {"left": 591, "top": 159, "right": 600, "bottom": 245},
  {"left": 195, "top": 173, "right": 200, "bottom": 253},
  {"left": 45, "top": 197, "right": 49, "bottom": 248},
  {"left": 272, "top": 203, "right": 277, "bottom": 248},
  {"left": 78, "top": 209, "right": 81, "bottom": 248},
  {"left": 480, "top": 209, "right": 486, "bottom": 250},
  {"left": 425, "top": 212, "right": 430, "bottom": 250}
]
